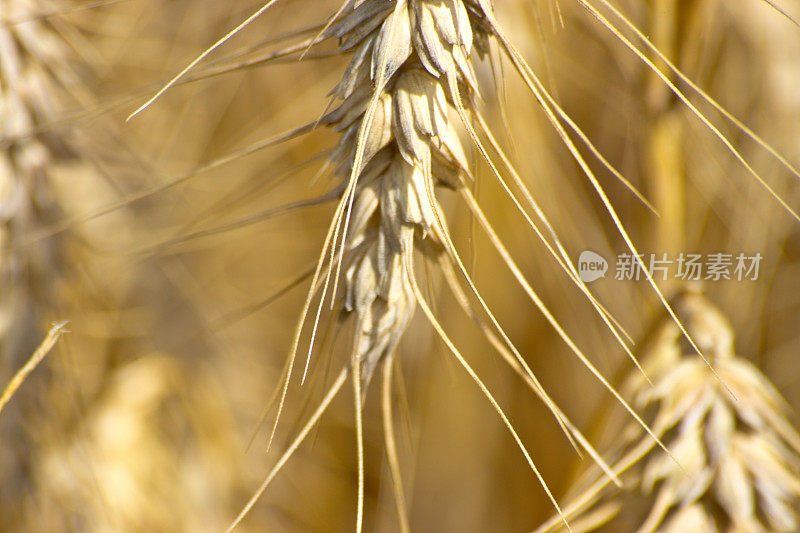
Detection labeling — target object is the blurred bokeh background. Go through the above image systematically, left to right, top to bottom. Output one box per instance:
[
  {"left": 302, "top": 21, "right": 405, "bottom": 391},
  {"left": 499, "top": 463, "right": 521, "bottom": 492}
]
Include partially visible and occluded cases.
[{"left": 1, "top": 0, "right": 799, "bottom": 531}]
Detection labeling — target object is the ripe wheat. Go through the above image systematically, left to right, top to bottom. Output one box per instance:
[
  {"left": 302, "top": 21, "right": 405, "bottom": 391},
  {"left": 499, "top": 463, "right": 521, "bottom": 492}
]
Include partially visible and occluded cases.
[
  {"left": 110, "top": 0, "right": 800, "bottom": 530},
  {"left": 209, "top": 0, "right": 800, "bottom": 529},
  {"left": 536, "top": 289, "right": 800, "bottom": 533}
]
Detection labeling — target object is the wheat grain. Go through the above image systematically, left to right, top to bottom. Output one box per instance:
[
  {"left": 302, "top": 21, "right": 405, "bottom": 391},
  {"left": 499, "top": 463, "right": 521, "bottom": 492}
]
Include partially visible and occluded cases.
[{"left": 301, "top": 0, "right": 515, "bottom": 527}]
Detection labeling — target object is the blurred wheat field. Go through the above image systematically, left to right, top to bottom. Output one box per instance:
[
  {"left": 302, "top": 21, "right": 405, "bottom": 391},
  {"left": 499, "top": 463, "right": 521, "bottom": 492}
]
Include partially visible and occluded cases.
[{"left": 1, "top": 0, "right": 800, "bottom": 531}]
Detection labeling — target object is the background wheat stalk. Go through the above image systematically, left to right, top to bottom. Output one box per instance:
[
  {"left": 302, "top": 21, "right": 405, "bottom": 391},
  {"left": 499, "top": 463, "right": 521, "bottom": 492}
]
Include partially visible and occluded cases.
[
  {"left": 0, "top": 0, "right": 72, "bottom": 376},
  {"left": 0, "top": 2, "right": 83, "bottom": 523},
  {"left": 0, "top": 2, "right": 247, "bottom": 530}
]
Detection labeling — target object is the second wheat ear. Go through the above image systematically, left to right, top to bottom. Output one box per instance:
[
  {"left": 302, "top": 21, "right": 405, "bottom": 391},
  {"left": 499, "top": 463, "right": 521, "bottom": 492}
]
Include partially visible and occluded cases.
[{"left": 536, "top": 290, "right": 800, "bottom": 533}]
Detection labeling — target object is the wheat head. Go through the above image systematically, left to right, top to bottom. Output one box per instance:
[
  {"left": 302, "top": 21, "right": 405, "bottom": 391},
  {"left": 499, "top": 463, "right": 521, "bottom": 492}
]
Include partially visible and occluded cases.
[
  {"left": 224, "top": 0, "right": 603, "bottom": 530},
  {"left": 324, "top": 0, "right": 478, "bottom": 393},
  {"left": 537, "top": 288, "right": 800, "bottom": 533}
]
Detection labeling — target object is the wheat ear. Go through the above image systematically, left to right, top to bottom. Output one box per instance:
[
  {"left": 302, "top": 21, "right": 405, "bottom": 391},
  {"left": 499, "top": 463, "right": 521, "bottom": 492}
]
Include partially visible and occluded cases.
[
  {"left": 226, "top": 0, "right": 583, "bottom": 529},
  {"left": 536, "top": 288, "right": 800, "bottom": 533}
]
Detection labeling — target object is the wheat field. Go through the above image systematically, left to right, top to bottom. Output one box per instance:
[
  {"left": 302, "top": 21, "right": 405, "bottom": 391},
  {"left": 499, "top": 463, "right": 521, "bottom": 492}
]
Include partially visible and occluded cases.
[{"left": 1, "top": 0, "right": 800, "bottom": 531}]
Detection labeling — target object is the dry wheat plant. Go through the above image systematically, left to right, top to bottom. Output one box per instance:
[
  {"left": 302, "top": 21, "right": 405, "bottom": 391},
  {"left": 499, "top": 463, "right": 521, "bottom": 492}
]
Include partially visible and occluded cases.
[{"left": 1, "top": 0, "right": 800, "bottom": 531}]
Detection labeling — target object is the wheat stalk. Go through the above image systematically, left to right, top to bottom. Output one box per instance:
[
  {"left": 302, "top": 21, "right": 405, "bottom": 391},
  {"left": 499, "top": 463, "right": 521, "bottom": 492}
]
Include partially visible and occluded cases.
[
  {"left": 1, "top": 0, "right": 67, "bottom": 367},
  {"left": 0, "top": 1, "right": 85, "bottom": 527},
  {"left": 536, "top": 288, "right": 800, "bottom": 533},
  {"left": 0, "top": 320, "right": 66, "bottom": 416}
]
